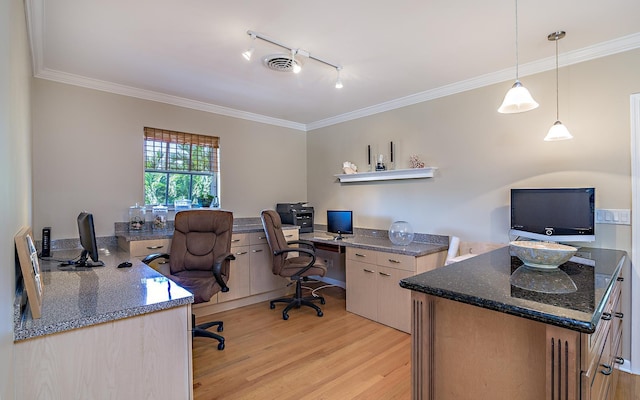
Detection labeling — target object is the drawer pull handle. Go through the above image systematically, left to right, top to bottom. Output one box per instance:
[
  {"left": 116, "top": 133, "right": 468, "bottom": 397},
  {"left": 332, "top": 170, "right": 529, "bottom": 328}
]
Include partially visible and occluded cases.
[
  {"left": 285, "top": 234, "right": 293, "bottom": 238},
  {"left": 258, "top": 236, "right": 266, "bottom": 240},
  {"left": 231, "top": 239, "right": 241, "bottom": 242},
  {"left": 146, "top": 245, "right": 164, "bottom": 250},
  {"left": 252, "top": 249, "right": 263, "bottom": 253},
  {"left": 235, "top": 251, "right": 248, "bottom": 255},
  {"left": 355, "top": 253, "right": 366, "bottom": 257},
  {"left": 388, "top": 259, "right": 401, "bottom": 264},
  {"left": 158, "top": 260, "right": 169, "bottom": 264},
  {"left": 363, "top": 269, "right": 375, "bottom": 273},
  {"left": 379, "top": 272, "right": 391, "bottom": 277},
  {"left": 617, "top": 276, "right": 624, "bottom": 282},
  {"left": 601, "top": 312, "right": 612, "bottom": 321},
  {"left": 615, "top": 312, "right": 624, "bottom": 319},
  {"left": 615, "top": 357, "right": 625, "bottom": 365},
  {"left": 600, "top": 364, "right": 613, "bottom": 376}
]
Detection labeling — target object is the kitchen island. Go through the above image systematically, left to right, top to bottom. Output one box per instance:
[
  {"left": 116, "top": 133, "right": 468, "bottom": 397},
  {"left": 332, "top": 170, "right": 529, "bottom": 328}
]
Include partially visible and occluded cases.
[{"left": 400, "top": 246, "right": 626, "bottom": 400}]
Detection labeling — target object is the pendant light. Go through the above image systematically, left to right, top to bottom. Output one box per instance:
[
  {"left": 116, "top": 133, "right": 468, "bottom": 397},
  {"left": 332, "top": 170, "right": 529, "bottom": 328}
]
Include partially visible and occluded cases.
[
  {"left": 498, "top": 0, "right": 539, "bottom": 113},
  {"left": 544, "top": 31, "right": 573, "bottom": 141}
]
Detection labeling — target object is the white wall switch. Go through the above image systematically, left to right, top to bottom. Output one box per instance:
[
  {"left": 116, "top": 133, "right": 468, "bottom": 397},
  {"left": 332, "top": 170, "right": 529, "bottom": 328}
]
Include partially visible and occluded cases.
[{"left": 595, "top": 209, "right": 631, "bottom": 225}]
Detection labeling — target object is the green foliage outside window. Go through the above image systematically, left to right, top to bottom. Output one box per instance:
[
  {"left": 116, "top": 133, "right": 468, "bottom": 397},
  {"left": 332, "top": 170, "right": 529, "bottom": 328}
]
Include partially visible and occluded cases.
[{"left": 143, "top": 128, "right": 219, "bottom": 207}]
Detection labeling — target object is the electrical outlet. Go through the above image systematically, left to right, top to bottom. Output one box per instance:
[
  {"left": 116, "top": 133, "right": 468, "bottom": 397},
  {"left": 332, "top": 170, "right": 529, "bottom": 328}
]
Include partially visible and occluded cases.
[{"left": 595, "top": 209, "right": 631, "bottom": 225}]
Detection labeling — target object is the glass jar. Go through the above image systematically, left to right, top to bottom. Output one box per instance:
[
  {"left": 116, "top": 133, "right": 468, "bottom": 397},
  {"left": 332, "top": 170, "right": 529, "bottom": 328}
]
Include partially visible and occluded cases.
[
  {"left": 174, "top": 198, "right": 191, "bottom": 213},
  {"left": 129, "top": 203, "right": 146, "bottom": 231},
  {"left": 152, "top": 205, "right": 168, "bottom": 231},
  {"left": 388, "top": 221, "right": 414, "bottom": 246}
]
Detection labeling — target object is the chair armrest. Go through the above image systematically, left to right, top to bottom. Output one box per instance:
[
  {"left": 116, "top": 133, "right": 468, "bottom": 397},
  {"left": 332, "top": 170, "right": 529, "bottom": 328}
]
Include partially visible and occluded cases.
[
  {"left": 286, "top": 239, "right": 316, "bottom": 251},
  {"left": 274, "top": 247, "right": 317, "bottom": 279},
  {"left": 212, "top": 252, "right": 236, "bottom": 292},
  {"left": 141, "top": 253, "right": 170, "bottom": 264}
]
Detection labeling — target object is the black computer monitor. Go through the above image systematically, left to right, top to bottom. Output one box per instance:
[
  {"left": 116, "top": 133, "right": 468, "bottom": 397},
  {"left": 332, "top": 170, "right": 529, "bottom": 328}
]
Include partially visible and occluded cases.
[
  {"left": 327, "top": 210, "right": 353, "bottom": 240},
  {"left": 75, "top": 212, "right": 104, "bottom": 267}
]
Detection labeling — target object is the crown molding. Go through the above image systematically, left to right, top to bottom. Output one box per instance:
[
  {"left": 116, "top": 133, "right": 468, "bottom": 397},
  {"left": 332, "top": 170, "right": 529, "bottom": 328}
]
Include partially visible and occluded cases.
[
  {"left": 25, "top": 0, "right": 640, "bottom": 133},
  {"left": 307, "top": 32, "right": 640, "bottom": 131}
]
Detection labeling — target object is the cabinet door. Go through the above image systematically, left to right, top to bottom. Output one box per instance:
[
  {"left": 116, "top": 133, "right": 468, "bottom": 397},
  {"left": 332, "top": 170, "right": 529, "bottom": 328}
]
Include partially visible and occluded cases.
[
  {"left": 249, "top": 243, "right": 288, "bottom": 294},
  {"left": 218, "top": 245, "right": 251, "bottom": 302},
  {"left": 345, "top": 260, "right": 378, "bottom": 322},
  {"left": 377, "top": 265, "right": 413, "bottom": 333}
]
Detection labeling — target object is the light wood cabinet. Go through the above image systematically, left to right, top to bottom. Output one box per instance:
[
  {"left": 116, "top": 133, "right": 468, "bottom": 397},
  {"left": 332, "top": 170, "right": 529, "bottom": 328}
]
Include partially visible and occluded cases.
[
  {"left": 249, "top": 231, "right": 291, "bottom": 295},
  {"left": 218, "top": 233, "right": 251, "bottom": 302},
  {"left": 118, "top": 237, "right": 172, "bottom": 258},
  {"left": 346, "top": 247, "right": 445, "bottom": 333}
]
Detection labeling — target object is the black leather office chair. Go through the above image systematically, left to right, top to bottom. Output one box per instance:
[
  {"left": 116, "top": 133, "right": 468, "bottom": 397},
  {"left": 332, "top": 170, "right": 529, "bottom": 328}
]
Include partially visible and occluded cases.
[
  {"left": 143, "top": 209, "right": 235, "bottom": 350},
  {"left": 261, "top": 209, "right": 327, "bottom": 320}
]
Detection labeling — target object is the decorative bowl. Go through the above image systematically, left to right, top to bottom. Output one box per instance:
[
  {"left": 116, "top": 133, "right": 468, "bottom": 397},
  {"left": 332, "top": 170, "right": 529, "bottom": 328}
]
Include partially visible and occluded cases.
[{"left": 509, "top": 241, "right": 577, "bottom": 270}]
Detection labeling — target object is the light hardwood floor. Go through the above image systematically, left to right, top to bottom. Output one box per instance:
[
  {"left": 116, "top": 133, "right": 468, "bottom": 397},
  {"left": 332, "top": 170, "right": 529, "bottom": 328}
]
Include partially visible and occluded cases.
[{"left": 193, "top": 285, "right": 637, "bottom": 400}]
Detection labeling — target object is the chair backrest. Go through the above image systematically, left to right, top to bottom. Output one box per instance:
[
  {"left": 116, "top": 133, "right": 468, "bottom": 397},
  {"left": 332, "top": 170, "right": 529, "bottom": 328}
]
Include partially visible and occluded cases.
[
  {"left": 169, "top": 209, "right": 234, "bottom": 279},
  {"left": 260, "top": 209, "right": 289, "bottom": 275}
]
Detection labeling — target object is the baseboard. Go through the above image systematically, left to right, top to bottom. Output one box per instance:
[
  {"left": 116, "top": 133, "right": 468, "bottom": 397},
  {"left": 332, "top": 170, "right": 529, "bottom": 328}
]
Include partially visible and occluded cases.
[{"left": 618, "top": 358, "right": 633, "bottom": 374}]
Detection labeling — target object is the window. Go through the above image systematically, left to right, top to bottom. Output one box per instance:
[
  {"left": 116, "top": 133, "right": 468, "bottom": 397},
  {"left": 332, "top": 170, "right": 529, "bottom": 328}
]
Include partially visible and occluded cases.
[{"left": 143, "top": 127, "right": 220, "bottom": 207}]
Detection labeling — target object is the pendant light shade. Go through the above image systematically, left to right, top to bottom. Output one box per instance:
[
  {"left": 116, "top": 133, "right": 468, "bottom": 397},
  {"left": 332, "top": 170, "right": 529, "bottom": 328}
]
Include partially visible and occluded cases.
[
  {"left": 498, "top": 0, "right": 539, "bottom": 114},
  {"left": 544, "top": 31, "right": 573, "bottom": 141},
  {"left": 498, "top": 81, "right": 539, "bottom": 113}
]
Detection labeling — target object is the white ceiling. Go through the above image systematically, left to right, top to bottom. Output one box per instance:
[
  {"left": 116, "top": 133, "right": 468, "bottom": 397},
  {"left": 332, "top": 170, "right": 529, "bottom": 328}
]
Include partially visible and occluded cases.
[{"left": 26, "top": 0, "right": 640, "bottom": 131}]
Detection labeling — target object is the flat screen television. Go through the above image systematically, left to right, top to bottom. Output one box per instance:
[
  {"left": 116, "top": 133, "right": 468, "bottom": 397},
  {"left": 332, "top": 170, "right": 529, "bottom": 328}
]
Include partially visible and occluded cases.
[
  {"left": 510, "top": 188, "right": 595, "bottom": 243},
  {"left": 327, "top": 210, "right": 353, "bottom": 240},
  {"left": 63, "top": 212, "right": 104, "bottom": 267}
]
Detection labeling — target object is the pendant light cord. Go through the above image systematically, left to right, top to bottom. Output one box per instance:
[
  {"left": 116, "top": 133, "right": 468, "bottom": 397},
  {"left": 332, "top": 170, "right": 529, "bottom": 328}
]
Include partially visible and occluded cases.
[
  {"left": 514, "top": 0, "right": 519, "bottom": 80},
  {"left": 555, "top": 38, "right": 559, "bottom": 121}
]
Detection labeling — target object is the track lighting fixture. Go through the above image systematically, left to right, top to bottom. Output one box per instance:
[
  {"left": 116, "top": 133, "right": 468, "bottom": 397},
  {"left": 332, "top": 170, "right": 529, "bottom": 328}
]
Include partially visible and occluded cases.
[
  {"left": 498, "top": 0, "right": 539, "bottom": 113},
  {"left": 243, "top": 30, "right": 343, "bottom": 88},
  {"left": 544, "top": 31, "right": 573, "bottom": 141},
  {"left": 242, "top": 33, "right": 256, "bottom": 61},
  {"left": 335, "top": 67, "right": 343, "bottom": 89}
]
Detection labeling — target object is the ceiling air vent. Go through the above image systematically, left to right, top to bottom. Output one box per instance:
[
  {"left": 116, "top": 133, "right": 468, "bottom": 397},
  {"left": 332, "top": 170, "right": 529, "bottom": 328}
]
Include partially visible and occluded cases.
[{"left": 262, "top": 54, "right": 302, "bottom": 73}]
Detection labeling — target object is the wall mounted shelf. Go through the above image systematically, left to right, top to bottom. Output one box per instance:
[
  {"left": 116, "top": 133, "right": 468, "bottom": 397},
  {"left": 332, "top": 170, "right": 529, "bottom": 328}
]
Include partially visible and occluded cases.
[{"left": 334, "top": 167, "right": 437, "bottom": 183}]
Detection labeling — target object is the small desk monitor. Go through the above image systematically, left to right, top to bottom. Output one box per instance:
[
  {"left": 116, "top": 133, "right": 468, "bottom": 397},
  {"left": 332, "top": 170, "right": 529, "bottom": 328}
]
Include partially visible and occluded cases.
[
  {"left": 327, "top": 210, "right": 353, "bottom": 240},
  {"left": 60, "top": 212, "right": 104, "bottom": 267}
]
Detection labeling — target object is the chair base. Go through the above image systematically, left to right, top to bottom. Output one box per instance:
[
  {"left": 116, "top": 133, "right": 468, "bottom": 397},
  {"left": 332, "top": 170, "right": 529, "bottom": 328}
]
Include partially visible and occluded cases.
[
  {"left": 270, "top": 280, "right": 325, "bottom": 320},
  {"left": 192, "top": 314, "right": 225, "bottom": 350}
]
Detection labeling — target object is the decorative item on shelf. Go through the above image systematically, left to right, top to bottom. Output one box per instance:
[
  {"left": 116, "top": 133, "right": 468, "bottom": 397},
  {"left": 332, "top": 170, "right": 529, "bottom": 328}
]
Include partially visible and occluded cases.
[
  {"left": 389, "top": 141, "right": 395, "bottom": 170},
  {"left": 367, "top": 145, "right": 372, "bottom": 171},
  {"left": 375, "top": 154, "right": 386, "bottom": 171},
  {"left": 409, "top": 155, "right": 425, "bottom": 169},
  {"left": 342, "top": 161, "right": 358, "bottom": 174},
  {"left": 200, "top": 194, "right": 214, "bottom": 207},
  {"left": 211, "top": 195, "right": 220, "bottom": 208},
  {"left": 174, "top": 198, "right": 191, "bottom": 212},
  {"left": 129, "top": 203, "right": 146, "bottom": 231},
  {"left": 152, "top": 205, "right": 168, "bottom": 231},
  {"left": 388, "top": 221, "right": 414, "bottom": 246}
]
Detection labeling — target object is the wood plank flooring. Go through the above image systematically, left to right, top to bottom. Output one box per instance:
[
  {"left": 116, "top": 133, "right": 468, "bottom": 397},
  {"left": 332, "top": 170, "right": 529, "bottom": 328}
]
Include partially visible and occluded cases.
[
  {"left": 193, "top": 285, "right": 638, "bottom": 400},
  {"left": 192, "top": 286, "right": 410, "bottom": 400}
]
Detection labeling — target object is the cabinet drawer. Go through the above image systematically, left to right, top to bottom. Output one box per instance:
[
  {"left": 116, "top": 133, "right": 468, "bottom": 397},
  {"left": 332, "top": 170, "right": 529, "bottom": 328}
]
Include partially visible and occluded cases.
[
  {"left": 282, "top": 228, "right": 298, "bottom": 241},
  {"left": 249, "top": 231, "right": 268, "bottom": 245},
  {"left": 231, "top": 233, "right": 249, "bottom": 247},
  {"left": 128, "top": 239, "right": 172, "bottom": 257},
  {"left": 346, "top": 247, "right": 377, "bottom": 262},
  {"left": 377, "top": 252, "right": 416, "bottom": 272}
]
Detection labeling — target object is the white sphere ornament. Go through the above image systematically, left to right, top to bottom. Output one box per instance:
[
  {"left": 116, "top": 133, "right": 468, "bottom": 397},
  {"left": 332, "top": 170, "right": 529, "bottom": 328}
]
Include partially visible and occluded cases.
[{"left": 388, "top": 221, "right": 414, "bottom": 246}]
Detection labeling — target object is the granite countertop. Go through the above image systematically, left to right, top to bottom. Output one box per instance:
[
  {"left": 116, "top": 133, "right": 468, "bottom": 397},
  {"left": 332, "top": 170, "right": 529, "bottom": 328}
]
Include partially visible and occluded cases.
[
  {"left": 300, "top": 230, "right": 448, "bottom": 257},
  {"left": 400, "top": 246, "right": 627, "bottom": 333},
  {"left": 14, "top": 247, "right": 193, "bottom": 341}
]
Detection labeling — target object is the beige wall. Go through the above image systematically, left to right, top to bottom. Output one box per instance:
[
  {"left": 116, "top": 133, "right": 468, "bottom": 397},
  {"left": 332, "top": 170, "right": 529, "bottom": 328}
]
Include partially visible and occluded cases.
[
  {"left": 0, "top": 0, "right": 32, "bottom": 397},
  {"left": 308, "top": 48, "right": 640, "bottom": 361},
  {"left": 31, "top": 80, "right": 308, "bottom": 239}
]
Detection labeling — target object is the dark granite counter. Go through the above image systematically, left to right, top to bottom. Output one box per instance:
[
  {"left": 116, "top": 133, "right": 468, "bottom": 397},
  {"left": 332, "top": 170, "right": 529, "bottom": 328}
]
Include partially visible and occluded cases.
[
  {"left": 301, "top": 229, "right": 448, "bottom": 257},
  {"left": 399, "top": 246, "right": 626, "bottom": 333},
  {"left": 14, "top": 247, "right": 193, "bottom": 341}
]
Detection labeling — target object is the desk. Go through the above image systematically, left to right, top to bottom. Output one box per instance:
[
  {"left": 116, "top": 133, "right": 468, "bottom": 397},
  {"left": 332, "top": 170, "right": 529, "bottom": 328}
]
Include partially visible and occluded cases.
[{"left": 14, "top": 248, "right": 194, "bottom": 400}]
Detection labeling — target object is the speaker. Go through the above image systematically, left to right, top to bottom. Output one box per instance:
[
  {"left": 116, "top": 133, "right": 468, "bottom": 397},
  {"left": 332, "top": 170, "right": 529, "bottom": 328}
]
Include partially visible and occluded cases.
[{"left": 41, "top": 227, "right": 51, "bottom": 258}]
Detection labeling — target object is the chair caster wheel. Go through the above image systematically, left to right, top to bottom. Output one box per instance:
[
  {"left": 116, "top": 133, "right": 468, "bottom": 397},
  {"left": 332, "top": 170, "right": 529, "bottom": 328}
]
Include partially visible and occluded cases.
[
  {"left": 270, "top": 303, "right": 276, "bottom": 309},
  {"left": 317, "top": 311, "right": 323, "bottom": 317},
  {"left": 283, "top": 313, "right": 289, "bottom": 320},
  {"left": 217, "top": 325, "right": 223, "bottom": 332},
  {"left": 217, "top": 342, "right": 225, "bottom": 350}
]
